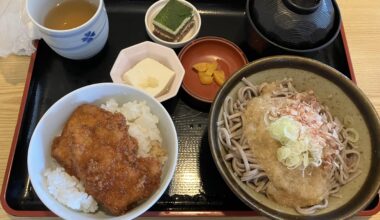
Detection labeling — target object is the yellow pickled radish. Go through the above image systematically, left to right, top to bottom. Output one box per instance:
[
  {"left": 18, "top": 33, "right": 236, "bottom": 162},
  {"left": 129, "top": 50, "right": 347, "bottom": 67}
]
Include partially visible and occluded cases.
[
  {"left": 193, "top": 60, "right": 225, "bottom": 86},
  {"left": 205, "top": 61, "right": 218, "bottom": 76},
  {"left": 192, "top": 62, "right": 208, "bottom": 72},
  {"left": 213, "top": 70, "right": 225, "bottom": 86},
  {"left": 198, "top": 72, "right": 213, "bottom": 85}
]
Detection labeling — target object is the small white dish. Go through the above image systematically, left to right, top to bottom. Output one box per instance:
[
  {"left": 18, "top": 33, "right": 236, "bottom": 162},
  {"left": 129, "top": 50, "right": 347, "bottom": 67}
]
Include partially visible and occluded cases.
[
  {"left": 145, "top": 0, "right": 201, "bottom": 48},
  {"left": 110, "top": 41, "right": 185, "bottom": 102},
  {"left": 27, "top": 83, "right": 178, "bottom": 220}
]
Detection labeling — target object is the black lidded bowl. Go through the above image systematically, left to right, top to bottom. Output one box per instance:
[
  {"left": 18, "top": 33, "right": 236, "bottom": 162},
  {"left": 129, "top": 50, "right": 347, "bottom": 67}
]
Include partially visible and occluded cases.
[{"left": 246, "top": 0, "right": 342, "bottom": 54}]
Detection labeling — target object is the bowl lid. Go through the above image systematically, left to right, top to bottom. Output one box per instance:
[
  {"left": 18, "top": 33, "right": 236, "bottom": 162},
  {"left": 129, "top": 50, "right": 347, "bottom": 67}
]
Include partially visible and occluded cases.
[{"left": 248, "top": 0, "right": 341, "bottom": 50}]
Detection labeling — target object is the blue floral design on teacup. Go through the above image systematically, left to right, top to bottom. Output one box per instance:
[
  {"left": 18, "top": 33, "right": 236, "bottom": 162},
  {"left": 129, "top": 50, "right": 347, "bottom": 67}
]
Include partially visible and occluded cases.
[{"left": 82, "top": 31, "right": 96, "bottom": 43}]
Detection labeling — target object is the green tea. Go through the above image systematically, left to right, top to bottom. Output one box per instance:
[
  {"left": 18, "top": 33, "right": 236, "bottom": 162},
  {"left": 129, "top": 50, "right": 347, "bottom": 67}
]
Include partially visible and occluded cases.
[{"left": 44, "top": 0, "right": 97, "bottom": 30}]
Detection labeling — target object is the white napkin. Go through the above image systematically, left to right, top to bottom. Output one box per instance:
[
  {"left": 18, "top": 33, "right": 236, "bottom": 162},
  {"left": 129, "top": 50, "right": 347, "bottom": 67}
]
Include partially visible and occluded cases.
[{"left": 0, "top": 0, "right": 40, "bottom": 57}]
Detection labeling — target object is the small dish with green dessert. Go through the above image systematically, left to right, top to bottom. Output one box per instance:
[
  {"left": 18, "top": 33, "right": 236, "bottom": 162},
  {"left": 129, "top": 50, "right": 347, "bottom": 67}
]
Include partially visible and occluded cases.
[{"left": 145, "top": 0, "right": 201, "bottom": 48}]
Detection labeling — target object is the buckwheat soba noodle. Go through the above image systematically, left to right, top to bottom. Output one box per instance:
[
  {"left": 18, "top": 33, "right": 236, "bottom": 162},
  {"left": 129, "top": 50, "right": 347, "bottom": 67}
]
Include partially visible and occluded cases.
[{"left": 217, "top": 78, "right": 361, "bottom": 214}]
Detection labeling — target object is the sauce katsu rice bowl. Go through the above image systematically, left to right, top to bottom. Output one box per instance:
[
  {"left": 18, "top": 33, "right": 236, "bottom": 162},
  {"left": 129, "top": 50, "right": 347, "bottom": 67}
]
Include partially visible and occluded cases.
[
  {"left": 209, "top": 56, "right": 380, "bottom": 219},
  {"left": 27, "top": 83, "right": 178, "bottom": 220}
]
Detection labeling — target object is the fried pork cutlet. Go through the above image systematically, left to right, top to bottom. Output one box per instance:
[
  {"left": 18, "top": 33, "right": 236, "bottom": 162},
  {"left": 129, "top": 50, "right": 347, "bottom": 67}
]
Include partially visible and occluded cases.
[{"left": 52, "top": 104, "right": 162, "bottom": 215}]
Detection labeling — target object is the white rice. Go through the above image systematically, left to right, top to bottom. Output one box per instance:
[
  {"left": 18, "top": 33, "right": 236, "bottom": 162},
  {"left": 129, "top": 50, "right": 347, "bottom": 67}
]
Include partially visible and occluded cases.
[
  {"left": 45, "top": 99, "right": 164, "bottom": 213},
  {"left": 100, "top": 99, "right": 162, "bottom": 157},
  {"left": 44, "top": 167, "right": 98, "bottom": 213}
]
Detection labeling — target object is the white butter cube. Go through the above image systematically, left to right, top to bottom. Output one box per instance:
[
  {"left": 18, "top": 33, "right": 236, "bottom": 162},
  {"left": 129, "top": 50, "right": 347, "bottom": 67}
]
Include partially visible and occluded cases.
[{"left": 122, "top": 58, "right": 175, "bottom": 97}]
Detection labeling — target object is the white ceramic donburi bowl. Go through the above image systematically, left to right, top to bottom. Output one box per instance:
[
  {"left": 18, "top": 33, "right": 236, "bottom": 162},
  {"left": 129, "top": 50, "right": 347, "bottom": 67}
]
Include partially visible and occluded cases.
[
  {"left": 145, "top": 0, "right": 201, "bottom": 48},
  {"left": 27, "top": 83, "right": 178, "bottom": 220}
]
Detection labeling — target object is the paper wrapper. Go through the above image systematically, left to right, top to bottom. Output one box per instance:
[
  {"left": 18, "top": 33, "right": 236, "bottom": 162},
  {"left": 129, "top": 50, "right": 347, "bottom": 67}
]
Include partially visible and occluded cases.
[{"left": 0, "top": 0, "right": 40, "bottom": 57}]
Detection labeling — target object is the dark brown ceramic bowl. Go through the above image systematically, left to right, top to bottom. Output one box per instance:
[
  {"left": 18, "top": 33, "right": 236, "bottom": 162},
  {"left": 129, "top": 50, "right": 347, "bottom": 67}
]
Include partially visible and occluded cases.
[
  {"left": 179, "top": 36, "right": 248, "bottom": 103},
  {"left": 208, "top": 56, "right": 380, "bottom": 219}
]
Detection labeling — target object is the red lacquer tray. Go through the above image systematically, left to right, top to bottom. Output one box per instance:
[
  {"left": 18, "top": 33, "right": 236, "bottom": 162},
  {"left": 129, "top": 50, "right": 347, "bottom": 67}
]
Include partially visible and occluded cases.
[{"left": 1, "top": 0, "right": 379, "bottom": 217}]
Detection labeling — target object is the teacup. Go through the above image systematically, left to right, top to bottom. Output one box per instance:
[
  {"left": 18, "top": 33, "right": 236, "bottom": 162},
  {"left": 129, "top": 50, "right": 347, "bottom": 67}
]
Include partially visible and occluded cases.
[{"left": 26, "top": 0, "right": 109, "bottom": 60}]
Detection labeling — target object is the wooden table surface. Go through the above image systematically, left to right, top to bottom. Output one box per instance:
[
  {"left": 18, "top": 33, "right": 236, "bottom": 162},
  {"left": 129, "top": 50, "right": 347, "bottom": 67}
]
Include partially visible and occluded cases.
[{"left": 0, "top": 0, "right": 379, "bottom": 219}]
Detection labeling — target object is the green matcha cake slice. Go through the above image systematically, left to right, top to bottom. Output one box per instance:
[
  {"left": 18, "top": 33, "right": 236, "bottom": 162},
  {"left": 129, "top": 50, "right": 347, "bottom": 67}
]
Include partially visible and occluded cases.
[{"left": 153, "top": 0, "right": 195, "bottom": 42}]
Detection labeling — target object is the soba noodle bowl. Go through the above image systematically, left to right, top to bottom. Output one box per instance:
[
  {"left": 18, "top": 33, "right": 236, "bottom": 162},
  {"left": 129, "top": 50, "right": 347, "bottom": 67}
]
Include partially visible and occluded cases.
[{"left": 217, "top": 78, "right": 361, "bottom": 214}]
